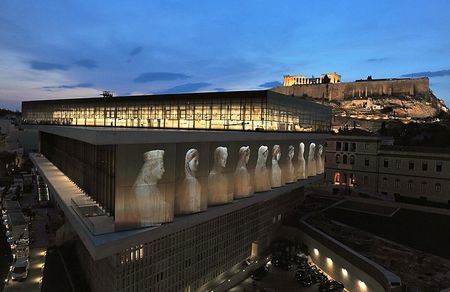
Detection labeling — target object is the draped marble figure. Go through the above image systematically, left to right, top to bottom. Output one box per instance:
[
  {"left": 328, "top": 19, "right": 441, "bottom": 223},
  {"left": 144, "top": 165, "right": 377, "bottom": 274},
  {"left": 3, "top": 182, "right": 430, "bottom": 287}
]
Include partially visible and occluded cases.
[
  {"left": 296, "top": 142, "right": 306, "bottom": 180},
  {"left": 307, "top": 143, "right": 317, "bottom": 177},
  {"left": 316, "top": 144, "right": 324, "bottom": 174},
  {"left": 254, "top": 145, "right": 271, "bottom": 192},
  {"left": 271, "top": 145, "right": 282, "bottom": 188},
  {"left": 284, "top": 145, "right": 296, "bottom": 183},
  {"left": 234, "top": 146, "right": 253, "bottom": 198},
  {"left": 208, "top": 147, "right": 232, "bottom": 205},
  {"left": 176, "top": 148, "right": 202, "bottom": 214},
  {"left": 131, "top": 150, "right": 170, "bottom": 225}
]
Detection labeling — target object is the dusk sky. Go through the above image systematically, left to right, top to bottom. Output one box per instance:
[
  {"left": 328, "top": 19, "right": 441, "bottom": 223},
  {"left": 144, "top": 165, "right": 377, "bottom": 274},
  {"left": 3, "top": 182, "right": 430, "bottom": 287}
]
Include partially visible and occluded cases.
[{"left": 1, "top": 0, "right": 450, "bottom": 110}]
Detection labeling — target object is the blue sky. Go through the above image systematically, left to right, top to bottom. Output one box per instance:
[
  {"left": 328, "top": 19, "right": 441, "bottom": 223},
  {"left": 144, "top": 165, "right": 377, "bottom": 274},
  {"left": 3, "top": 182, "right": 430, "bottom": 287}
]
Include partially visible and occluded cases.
[{"left": 1, "top": 0, "right": 450, "bottom": 110}]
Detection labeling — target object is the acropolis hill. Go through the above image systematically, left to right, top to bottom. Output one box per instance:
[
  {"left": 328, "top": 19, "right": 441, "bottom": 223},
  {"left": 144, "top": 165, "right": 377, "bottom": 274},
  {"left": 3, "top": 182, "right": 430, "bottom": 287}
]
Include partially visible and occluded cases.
[{"left": 272, "top": 75, "right": 449, "bottom": 128}]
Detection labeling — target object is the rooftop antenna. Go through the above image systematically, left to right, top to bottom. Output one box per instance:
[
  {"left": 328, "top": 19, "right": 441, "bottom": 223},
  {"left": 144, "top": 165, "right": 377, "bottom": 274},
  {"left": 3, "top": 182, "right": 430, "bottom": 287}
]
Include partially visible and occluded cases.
[{"left": 101, "top": 91, "right": 113, "bottom": 98}]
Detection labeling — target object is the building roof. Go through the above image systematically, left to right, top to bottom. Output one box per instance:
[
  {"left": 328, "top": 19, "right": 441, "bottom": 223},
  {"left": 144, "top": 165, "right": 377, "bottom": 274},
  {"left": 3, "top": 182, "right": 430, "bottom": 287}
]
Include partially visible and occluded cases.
[
  {"left": 334, "top": 128, "right": 380, "bottom": 137},
  {"left": 380, "top": 145, "right": 450, "bottom": 155}
]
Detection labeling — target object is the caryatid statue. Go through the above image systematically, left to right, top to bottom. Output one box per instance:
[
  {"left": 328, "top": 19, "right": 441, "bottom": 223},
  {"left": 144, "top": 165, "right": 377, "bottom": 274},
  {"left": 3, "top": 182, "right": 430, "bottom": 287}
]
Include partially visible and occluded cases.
[
  {"left": 296, "top": 142, "right": 306, "bottom": 180},
  {"left": 307, "top": 143, "right": 317, "bottom": 177},
  {"left": 316, "top": 144, "right": 324, "bottom": 174},
  {"left": 254, "top": 145, "right": 271, "bottom": 192},
  {"left": 271, "top": 145, "right": 282, "bottom": 188},
  {"left": 284, "top": 145, "right": 296, "bottom": 183},
  {"left": 208, "top": 146, "right": 232, "bottom": 205},
  {"left": 234, "top": 146, "right": 253, "bottom": 198},
  {"left": 176, "top": 148, "right": 202, "bottom": 214},
  {"left": 132, "top": 150, "right": 171, "bottom": 225}
]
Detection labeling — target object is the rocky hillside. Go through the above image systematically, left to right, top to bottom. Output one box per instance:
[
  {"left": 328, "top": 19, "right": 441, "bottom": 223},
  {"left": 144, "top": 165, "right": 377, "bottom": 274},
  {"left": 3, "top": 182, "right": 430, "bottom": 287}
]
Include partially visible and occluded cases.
[{"left": 333, "top": 90, "right": 448, "bottom": 121}]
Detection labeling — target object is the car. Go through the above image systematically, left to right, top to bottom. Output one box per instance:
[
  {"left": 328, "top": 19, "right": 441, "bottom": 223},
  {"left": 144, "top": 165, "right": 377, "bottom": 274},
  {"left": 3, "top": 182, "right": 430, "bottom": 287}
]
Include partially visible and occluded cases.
[
  {"left": 2, "top": 214, "right": 8, "bottom": 221},
  {"left": 5, "top": 230, "right": 12, "bottom": 237},
  {"left": 7, "top": 237, "right": 15, "bottom": 244},
  {"left": 11, "top": 259, "right": 29, "bottom": 281},
  {"left": 319, "top": 280, "right": 345, "bottom": 292}
]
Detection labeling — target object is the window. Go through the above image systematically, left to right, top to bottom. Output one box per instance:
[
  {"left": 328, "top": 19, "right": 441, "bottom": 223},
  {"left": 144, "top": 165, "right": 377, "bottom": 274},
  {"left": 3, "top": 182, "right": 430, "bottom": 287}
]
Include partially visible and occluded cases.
[
  {"left": 336, "top": 142, "right": 342, "bottom": 151},
  {"left": 344, "top": 142, "right": 349, "bottom": 151},
  {"left": 350, "top": 143, "right": 356, "bottom": 152},
  {"left": 364, "top": 143, "right": 369, "bottom": 150},
  {"left": 336, "top": 154, "right": 341, "bottom": 164},
  {"left": 343, "top": 154, "right": 348, "bottom": 164},
  {"left": 350, "top": 155, "right": 355, "bottom": 165},
  {"left": 365, "top": 159, "right": 370, "bottom": 166},
  {"left": 384, "top": 160, "right": 389, "bottom": 168},
  {"left": 395, "top": 160, "right": 400, "bottom": 169},
  {"left": 409, "top": 162, "right": 414, "bottom": 170},
  {"left": 422, "top": 163, "right": 428, "bottom": 171},
  {"left": 436, "top": 163, "right": 442, "bottom": 172},
  {"left": 334, "top": 172, "right": 341, "bottom": 184},
  {"left": 349, "top": 174, "right": 355, "bottom": 186},
  {"left": 363, "top": 176, "right": 368, "bottom": 185},
  {"left": 382, "top": 177, "right": 388, "bottom": 187},
  {"left": 394, "top": 179, "right": 400, "bottom": 189},
  {"left": 407, "top": 180, "right": 413, "bottom": 190},
  {"left": 421, "top": 181, "right": 427, "bottom": 192},
  {"left": 435, "top": 183, "right": 441, "bottom": 192}
]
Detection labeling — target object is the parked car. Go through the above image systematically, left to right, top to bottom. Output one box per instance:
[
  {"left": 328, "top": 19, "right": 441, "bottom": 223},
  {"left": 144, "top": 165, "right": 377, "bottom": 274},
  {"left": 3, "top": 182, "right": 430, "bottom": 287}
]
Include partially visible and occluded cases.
[
  {"left": 11, "top": 259, "right": 29, "bottom": 281},
  {"left": 319, "top": 280, "right": 344, "bottom": 292}
]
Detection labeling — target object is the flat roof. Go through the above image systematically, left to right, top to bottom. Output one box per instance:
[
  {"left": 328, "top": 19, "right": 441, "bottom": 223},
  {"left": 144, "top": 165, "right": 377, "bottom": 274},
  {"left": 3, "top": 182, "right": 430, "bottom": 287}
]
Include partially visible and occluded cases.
[
  {"left": 22, "top": 90, "right": 270, "bottom": 106},
  {"left": 31, "top": 153, "right": 324, "bottom": 260}
]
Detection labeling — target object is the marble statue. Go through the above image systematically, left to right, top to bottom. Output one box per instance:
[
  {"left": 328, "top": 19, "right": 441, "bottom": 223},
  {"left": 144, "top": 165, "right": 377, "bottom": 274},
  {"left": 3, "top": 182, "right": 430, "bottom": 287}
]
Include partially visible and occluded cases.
[
  {"left": 296, "top": 142, "right": 306, "bottom": 180},
  {"left": 307, "top": 143, "right": 317, "bottom": 177},
  {"left": 316, "top": 144, "right": 324, "bottom": 174},
  {"left": 254, "top": 145, "right": 271, "bottom": 192},
  {"left": 271, "top": 145, "right": 282, "bottom": 188},
  {"left": 284, "top": 145, "right": 296, "bottom": 183},
  {"left": 208, "top": 146, "right": 231, "bottom": 205},
  {"left": 234, "top": 146, "right": 253, "bottom": 198},
  {"left": 176, "top": 148, "right": 202, "bottom": 214},
  {"left": 132, "top": 150, "right": 170, "bottom": 225}
]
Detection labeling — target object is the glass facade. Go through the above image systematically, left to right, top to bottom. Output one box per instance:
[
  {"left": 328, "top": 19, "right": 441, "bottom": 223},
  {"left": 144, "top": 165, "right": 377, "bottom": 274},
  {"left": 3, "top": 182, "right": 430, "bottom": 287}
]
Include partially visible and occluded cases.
[{"left": 22, "top": 91, "right": 331, "bottom": 132}]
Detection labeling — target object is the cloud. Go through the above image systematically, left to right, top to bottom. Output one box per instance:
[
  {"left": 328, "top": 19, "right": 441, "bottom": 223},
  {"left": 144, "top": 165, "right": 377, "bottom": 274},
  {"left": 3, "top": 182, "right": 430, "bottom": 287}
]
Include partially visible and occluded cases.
[
  {"left": 129, "top": 46, "right": 144, "bottom": 57},
  {"left": 365, "top": 57, "right": 389, "bottom": 63},
  {"left": 74, "top": 59, "right": 98, "bottom": 69},
  {"left": 30, "top": 61, "right": 69, "bottom": 71},
  {"left": 401, "top": 69, "right": 450, "bottom": 78},
  {"left": 133, "top": 72, "right": 191, "bottom": 83},
  {"left": 258, "top": 81, "right": 282, "bottom": 88},
  {"left": 42, "top": 82, "right": 94, "bottom": 90},
  {"left": 159, "top": 82, "right": 211, "bottom": 94},
  {"left": 214, "top": 88, "right": 227, "bottom": 91}
]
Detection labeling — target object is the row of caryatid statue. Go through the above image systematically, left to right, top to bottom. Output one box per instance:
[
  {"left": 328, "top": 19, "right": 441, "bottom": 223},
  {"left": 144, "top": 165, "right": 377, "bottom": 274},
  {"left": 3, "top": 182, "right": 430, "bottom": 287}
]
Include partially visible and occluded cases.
[{"left": 131, "top": 143, "right": 324, "bottom": 224}]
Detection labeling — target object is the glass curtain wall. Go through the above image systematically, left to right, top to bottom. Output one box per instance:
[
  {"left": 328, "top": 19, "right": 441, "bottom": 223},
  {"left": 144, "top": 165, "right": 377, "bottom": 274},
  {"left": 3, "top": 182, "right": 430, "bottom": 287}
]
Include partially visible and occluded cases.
[{"left": 22, "top": 92, "right": 331, "bottom": 132}]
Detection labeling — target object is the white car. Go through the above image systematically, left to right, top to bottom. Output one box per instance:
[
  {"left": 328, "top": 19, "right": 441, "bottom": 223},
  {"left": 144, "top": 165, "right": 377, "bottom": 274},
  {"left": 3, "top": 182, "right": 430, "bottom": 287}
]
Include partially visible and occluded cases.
[{"left": 11, "top": 259, "right": 29, "bottom": 281}]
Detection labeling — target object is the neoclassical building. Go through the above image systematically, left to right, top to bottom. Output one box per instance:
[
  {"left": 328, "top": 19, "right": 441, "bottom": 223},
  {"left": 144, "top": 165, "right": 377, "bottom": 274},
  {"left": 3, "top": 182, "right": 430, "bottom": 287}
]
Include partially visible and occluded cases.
[
  {"left": 283, "top": 72, "right": 341, "bottom": 86},
  {"left": 325, "top": 129, "right": 450, "bottom": 205}
]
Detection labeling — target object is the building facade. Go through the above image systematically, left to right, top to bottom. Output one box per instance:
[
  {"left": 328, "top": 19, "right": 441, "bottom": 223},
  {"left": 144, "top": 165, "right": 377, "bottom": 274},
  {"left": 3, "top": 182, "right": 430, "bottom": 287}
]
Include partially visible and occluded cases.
[
  {"left": 283, "top": 72, "right": 341, "bottom": 86},
  {"left": 24, "top": 90, "right": 331, "bottom": 292},
  {"left": 325, "top": 129, "right": 450, "bottom": 205}
]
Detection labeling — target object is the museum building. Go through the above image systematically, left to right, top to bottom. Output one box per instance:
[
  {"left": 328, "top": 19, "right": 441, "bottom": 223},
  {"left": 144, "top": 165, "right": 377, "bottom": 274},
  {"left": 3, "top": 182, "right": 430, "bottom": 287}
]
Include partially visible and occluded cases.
[{"left": 23, "top": 90, "right": 331, "bottom": 292}]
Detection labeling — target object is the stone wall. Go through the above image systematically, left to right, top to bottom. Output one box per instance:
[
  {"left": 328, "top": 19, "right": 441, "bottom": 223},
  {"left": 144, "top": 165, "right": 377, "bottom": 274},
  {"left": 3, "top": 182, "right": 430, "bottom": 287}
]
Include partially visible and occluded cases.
[{"left": 273, "top": 78, "right": 429, "bottom": 101}]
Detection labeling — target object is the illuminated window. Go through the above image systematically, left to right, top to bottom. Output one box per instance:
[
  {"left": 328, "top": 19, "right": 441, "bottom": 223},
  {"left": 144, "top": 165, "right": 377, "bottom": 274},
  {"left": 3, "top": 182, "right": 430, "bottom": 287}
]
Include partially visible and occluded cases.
[{"left": 334, "top": 172, "right": 341, "bottom": 184}]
